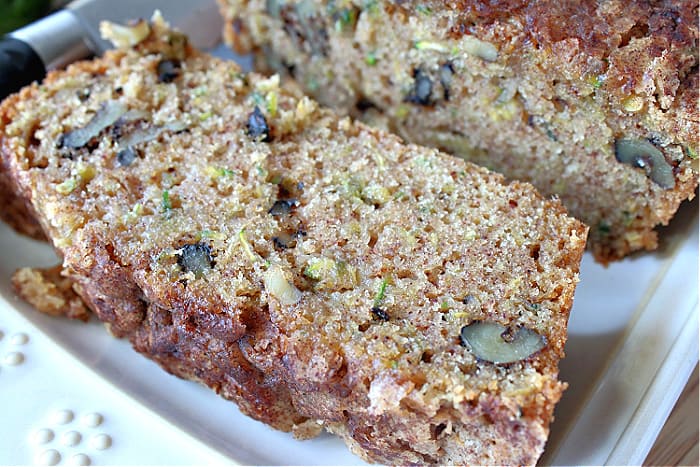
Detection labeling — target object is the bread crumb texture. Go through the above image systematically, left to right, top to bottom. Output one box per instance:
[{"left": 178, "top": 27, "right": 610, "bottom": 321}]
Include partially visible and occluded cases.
[
  {"left": 220, "top": 0, "right": 699, "bottom": 263},
  {"left": 0, "top": 15, "right": 587, "bottom": 465}
]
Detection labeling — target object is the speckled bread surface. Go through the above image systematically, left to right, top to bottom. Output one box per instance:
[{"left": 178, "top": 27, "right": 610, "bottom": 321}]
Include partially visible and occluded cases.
[
  {"left": 220, "top": 0, "right": 699, "bottom": 263},
  {"left": 0, "top": 16, "right": 587, "bottom": 465}
]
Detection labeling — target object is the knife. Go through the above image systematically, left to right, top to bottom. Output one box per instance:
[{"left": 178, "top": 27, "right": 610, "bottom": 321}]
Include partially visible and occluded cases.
[{"left": 0, "top": 0, "right": 221, "bottom": 100}]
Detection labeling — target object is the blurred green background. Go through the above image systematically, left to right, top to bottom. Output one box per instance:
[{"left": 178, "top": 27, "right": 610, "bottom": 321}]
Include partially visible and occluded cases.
[{"left": 0, "top": 0, "right": 56, "bottom": 35}]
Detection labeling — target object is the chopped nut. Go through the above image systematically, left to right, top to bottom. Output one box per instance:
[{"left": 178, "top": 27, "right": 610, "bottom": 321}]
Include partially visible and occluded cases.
[
  {"left": 99, "top": 19, "right": 151, "bottom": 48},
  {"left": 157, "top": 59, "right": 180, "bottom": 83},
  {"left": 406, "top": 69, "right": 433, "bottom": 106},
  {"left": 60, "top": 100, "right": 127, "bottom": 149},
  {"left": 246, "top": 106, "right": 271, "bottom": 142},
  {"left": 119, "top": 120, "right": 189, "bottom": 148},
  {"left": 614, "top": 138, "right": 675, "bottom": 189},
  {"left": 117, "top": 147, "right": 137, "bottom": 166},
  {"left": 268, "top": 199, "right": 297, "bottom": 216},
  {"left": 272, "top": 233, "right": 293, "bottom": 250},
  {"left": 177, "top": 243, "right": 213, "bottom": 278},
  {"left": 264, "top": 264, "right": 302, "bottom": 305},
  {"left": 371, "top": 306, "right": 390, "bottom": 321},
  {"left": 459, "top": 321, "right": 546, "bottom": 364}
]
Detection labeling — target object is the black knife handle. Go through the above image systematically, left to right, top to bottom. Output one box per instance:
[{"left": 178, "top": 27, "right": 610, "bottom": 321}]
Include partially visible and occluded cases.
[{"left": 0, "top": 37, "right": 46, "bottom": 101}]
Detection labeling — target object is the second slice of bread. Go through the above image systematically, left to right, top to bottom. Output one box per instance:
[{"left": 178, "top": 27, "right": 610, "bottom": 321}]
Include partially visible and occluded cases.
[{"left": 220, "top": 0, "right": 698, "bottom": 263}]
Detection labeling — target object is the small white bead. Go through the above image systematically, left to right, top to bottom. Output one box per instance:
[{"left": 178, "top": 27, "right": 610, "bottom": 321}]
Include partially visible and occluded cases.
[
  {"left": 10, "top": 332, "right": 29, "bottom": 345},
  {"left": 3, "top": 351, "right": 24, "bottom": 365},
  {"left": 52, "top": 409, "right": 74, "bottom": 425},
  {"left": 81, "top": 412, "right": 103, "bottom": 428},
  {"left": 32, "top": 428, "right": 55, "bottom": 445},
  {"left": 62, "top": 430, "right": 82, "bottom": 446},
  {"left": 90, "top": 433, "right": 112, "bottom": 450},
  {"left": 36, "top": 449, "right": 61, "bottom": 466},
  {"left": 68, "top": 453, "right": 91, "bottom": 466}
]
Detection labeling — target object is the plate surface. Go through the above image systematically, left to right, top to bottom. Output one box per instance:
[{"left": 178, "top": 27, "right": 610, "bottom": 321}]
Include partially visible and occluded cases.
[{"left": 0, "top": 43, "right": 697, "bottom": 466}]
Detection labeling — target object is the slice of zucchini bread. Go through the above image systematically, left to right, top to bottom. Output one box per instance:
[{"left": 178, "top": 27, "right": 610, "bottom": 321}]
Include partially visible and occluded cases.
[
  {"left": 220, "top": 0, "right": 699, "bottom": 263},
  {"left": 0, "top": 15, "right": 587, "bottom": 465}
]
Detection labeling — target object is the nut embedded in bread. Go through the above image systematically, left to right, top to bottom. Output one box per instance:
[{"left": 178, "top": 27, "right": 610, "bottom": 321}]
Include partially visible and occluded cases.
[
  {"left": 220, "top": 0, "right": 699, "bottom": 263},
  {"left": 0, "top": 15, "right": 588, "bottom": 465}
]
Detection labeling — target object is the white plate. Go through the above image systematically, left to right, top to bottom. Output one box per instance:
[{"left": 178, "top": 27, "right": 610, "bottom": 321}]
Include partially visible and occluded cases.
[{"left": 0, "top": 43, "right": 697, "bottom": 466}]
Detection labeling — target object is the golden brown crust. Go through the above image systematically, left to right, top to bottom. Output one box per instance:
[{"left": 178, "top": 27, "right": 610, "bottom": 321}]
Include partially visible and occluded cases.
[{"left": 0, "top": 20, "right": 586, "bottom": 465}]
